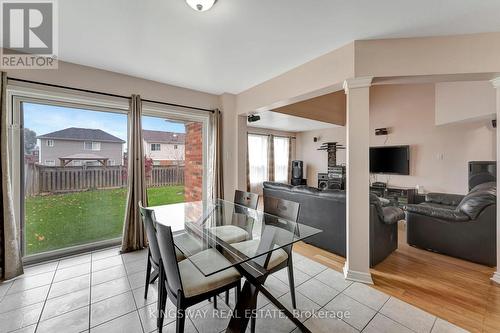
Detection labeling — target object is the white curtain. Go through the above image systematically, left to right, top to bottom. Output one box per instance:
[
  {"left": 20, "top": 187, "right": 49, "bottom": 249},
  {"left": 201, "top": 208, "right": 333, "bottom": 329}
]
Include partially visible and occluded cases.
[
  {"left": 248, "top": 134, "right": 268, "bottom": 194},
  {"left": 274, "top": 136, "right": 290, "bottom": 183}
]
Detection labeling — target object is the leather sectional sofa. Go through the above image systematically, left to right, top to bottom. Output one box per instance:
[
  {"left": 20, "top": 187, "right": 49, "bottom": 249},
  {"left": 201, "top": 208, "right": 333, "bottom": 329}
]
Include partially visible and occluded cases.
[
  {"left": 263, "top": 181, "right": 405, "bottom": 267},
  {"left": 406, "top": 181, "right": 496, "bottom": 266}
]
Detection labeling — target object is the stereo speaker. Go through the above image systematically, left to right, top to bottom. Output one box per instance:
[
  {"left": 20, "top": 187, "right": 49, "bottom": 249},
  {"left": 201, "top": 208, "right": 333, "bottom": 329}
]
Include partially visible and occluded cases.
[
  {"left": 292, "top": 160, "right": 303, "bottom": 179},
  {"left": 317, "top": 173, "right": 328, "bottom": 190}
]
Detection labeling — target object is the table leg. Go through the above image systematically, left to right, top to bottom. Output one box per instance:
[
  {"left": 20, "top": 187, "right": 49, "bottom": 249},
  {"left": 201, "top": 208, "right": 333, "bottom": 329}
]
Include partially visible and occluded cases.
[{"left": 226, "top": 268, "right": 311, "bottom": 333}]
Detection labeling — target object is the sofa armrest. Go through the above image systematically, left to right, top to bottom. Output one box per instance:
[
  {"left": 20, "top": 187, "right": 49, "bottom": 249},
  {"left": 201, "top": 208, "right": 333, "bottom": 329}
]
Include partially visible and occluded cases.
[
  {"left": 425, "top": 192, "right": 464, "bottom": 206},
  {"left": 406, "top": 204, "right": 470, "bottom": 222},
  {"left": 381, "top": 206, "right": 405, "bottom": 224}
]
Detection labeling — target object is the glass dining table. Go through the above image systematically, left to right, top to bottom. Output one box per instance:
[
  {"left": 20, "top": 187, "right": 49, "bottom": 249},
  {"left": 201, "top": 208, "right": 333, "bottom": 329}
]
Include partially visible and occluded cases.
[{"left": 151, "top": 198, "right": 322, "bottom": 333}]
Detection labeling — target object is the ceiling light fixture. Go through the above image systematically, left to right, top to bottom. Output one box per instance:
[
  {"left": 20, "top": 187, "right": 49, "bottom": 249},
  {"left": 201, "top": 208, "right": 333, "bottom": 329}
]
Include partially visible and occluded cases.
[{"left": 185, "top": 0, "right": 217, "bottom": 12}]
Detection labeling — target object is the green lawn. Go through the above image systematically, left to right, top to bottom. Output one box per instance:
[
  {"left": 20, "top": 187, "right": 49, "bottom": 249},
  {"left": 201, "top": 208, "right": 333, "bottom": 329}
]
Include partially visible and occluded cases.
[{"left": 25, "top": 186, "right": 184, "bottom": 255}]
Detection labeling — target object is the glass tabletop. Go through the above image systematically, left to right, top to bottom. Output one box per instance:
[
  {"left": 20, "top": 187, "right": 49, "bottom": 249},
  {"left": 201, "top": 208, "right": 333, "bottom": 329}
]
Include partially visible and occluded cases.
[{"left": 151, "top": 199, "right": 322, "bottom": 277}]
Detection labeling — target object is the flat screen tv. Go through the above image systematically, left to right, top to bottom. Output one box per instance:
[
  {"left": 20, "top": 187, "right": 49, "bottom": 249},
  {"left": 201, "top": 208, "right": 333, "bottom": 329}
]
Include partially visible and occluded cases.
[{"left": 370, "top": 145, "right": 410, "bottom": 175}]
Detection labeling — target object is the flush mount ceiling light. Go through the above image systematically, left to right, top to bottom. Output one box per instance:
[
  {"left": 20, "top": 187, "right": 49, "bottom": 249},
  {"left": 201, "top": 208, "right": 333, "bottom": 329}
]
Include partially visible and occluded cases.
[{"left": 185, "top": 0, "right": 217, "bottom": 12}]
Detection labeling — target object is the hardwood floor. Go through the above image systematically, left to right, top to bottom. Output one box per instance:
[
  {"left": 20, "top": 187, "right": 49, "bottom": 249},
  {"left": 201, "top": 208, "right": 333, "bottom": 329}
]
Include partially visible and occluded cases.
[{"left": 293, "top": 223, "right": 500, "bottom": 333}]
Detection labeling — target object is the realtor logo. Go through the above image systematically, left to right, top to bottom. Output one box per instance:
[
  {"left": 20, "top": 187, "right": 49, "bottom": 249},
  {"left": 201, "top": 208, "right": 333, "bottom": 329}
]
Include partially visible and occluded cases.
[{"left": 1, "top": 0, "right": 58, "bottom": 69}]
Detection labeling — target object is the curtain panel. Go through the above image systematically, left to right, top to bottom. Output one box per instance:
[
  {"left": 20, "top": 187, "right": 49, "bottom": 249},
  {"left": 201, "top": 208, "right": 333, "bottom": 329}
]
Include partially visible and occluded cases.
[
  {"left": 0, "top": 72, "right": 23, "bottom": 280},
  {"left": 121, "top": 95, "right": 148, "bottom": 253},
  {"left": 209, "top": 110, "right": 223, "bottom": 200},
  {"left": 267, "top": 135, "right": 275, "bottom": 182}
]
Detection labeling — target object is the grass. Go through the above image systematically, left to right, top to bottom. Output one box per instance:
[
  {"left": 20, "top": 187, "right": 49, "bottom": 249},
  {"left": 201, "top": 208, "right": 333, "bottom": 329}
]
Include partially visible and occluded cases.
[{"left": 25, "top": 185, "right": 184, "bottom": 255}]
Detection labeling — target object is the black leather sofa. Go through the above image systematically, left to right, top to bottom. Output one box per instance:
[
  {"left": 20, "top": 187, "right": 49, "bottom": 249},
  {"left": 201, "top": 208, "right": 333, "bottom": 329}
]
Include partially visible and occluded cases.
[
  {"left": 263, "top": 182, "right": 405, "bottom": 267},
  {"left": 406, "top": 182, "right": 496, "bottom": 266}
]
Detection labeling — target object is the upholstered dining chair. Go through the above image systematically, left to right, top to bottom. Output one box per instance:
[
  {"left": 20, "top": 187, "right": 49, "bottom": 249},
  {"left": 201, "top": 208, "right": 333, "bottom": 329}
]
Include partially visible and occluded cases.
[
  {"left": 209, "top": 190, "right": 259, "bottom": 244},
  {"left": 230, "top": 196, "right": 300, "bottom": 333},
  {"left": 139, "top": 202, "right": 200, "bottom": 299},
  {"left": 139, "top": 202, "right": 163, "bottom": 300},
  {"left": 155, "top": 222, "right": 242, "bottom": 333}
]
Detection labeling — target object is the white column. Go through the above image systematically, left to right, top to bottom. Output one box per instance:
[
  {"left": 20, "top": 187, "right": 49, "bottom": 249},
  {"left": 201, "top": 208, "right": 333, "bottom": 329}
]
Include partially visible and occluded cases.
[
  {"left": 343, "top": 76, "right": 373, "bottom": 284},
  {"left": 491, "top": 77, "right": 500, "bottom": 284},
  {"left": 220, "top": 93, "right": 238, "bottom": 198}
]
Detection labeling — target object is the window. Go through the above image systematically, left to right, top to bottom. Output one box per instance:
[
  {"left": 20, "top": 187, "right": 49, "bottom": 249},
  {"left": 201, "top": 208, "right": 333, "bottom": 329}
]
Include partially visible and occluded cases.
[
  {"left": 17, "top": 99, "right": 128, "bottom": 258},
  {"left": 248, "top": 134, "right": 269, "bottom": 194},
  {"left": 274, "top": 136, "right": 290, "bottom": 183},
  {"left": 46, "top": 140, "right": 54, "bottom": 147},
  {"left": 84, "top": 141, "right": 101, "bottom": 151},
  {"left": 151, "top": 143, "right": 161, "bottom": 151},
  {"left": 174, "top": 145, "right": 178, "bottom": 149},
  {"left": 108, "top": 160, "right": 115, "bottom": 166}
]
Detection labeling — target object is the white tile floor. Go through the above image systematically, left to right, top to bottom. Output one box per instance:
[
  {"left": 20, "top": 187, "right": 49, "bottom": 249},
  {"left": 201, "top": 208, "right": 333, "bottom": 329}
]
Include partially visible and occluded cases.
[{"left": 0, "top": 247, "right": 469, "bottom": 333}]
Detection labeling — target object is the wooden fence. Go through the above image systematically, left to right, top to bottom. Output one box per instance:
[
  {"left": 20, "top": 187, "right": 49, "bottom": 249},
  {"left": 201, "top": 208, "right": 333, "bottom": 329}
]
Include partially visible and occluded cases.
[{"left": 25, "top": 164, "right": 184, "bottom": 195}]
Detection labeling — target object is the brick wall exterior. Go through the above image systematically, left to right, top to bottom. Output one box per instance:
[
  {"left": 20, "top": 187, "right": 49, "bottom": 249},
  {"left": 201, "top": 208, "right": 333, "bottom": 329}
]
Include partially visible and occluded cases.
[{"left": 184, "top": 122, "right": 203, "bottom": 202}]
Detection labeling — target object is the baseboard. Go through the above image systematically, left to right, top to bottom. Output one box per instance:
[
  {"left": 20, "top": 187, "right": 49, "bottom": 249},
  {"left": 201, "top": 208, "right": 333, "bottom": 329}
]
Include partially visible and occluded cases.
[
  {"left": 343, "top": 265, "right": 374, "bottom": 284},
  {"left": 491, "top": 272, "right": 500, "bottom": 284}
]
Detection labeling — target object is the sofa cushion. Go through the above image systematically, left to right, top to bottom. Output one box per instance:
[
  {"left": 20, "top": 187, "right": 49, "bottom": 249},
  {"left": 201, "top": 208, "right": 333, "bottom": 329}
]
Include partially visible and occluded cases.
[
  {"left": 263, "top": 181, "right": 293, "bottom": 191},
  {"left": 470, "top": 181, "right": 496, "bottom": 193},
  {"left": 457, "top": 184, "right": 496, "bottom": 219},
  {"left": 292, "top": 185, "right": 321, "bottom": 195},
  {"left": 317, "top": 189, "right": 346, "bottom": 202},
  {"left": 425, "top": 193, "right": 464, "bottom": 206},
  {"left": 419, "top": 202, "right": 457, "bottom": 210},
  {"left": 406, "top": 204, "right": 470, "bottom": 222},
  {"left": 381, "top": 206, "right": 406, "bottom": 224}
]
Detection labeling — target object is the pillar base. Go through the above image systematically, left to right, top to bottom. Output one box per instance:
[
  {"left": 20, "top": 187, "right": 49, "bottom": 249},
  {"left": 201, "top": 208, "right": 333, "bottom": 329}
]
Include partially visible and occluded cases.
[
  {"left": 343, "top": 264, "right": 374, "bottom": 284},
  {"left": 491, "top": 272, "right": 500, "bottom": 284}
]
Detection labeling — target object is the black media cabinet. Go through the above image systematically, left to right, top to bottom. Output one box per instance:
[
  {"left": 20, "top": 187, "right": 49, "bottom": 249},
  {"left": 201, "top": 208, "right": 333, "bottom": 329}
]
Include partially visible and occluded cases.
[{"left": 370, "top": 185, "right": 417, "bottom": 207}]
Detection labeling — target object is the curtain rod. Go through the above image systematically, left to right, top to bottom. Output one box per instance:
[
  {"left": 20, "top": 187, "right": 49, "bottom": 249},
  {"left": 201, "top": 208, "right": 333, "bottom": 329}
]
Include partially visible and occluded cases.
[
  {"left": 7, "top": 77, "right": 216, "bottom": 113},
  {"left": 247, "top": 132, "right": 296, "bottom": 139}
]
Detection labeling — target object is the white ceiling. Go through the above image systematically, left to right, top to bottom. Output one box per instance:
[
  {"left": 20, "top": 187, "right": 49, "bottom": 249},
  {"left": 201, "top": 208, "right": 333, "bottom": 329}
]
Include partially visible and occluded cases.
[
  {"left": 59, "top": 0, "right": 500, "bottom": 95},
  {"left": 247, "top": 111, "right": 338, "bottom": 132}
]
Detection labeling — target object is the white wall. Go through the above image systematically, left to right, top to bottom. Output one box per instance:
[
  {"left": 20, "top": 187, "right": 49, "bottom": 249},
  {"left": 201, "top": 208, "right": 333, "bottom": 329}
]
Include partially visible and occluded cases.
[
  {"left": 435, "top": 81, "right": 496, "bottom": 125},
  {"left": 297, "top": 83, "right": 496, "bottom": 194},
  {"left": 370, "top": 83, "right": 495, "bottom": 194},
  {"left": 296, "top": 127, "right": 345, "bottom": 187}
]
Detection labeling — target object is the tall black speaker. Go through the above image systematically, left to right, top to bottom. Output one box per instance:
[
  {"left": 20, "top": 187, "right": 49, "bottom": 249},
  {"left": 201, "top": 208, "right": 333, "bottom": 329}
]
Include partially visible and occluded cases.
[{"left": 292, "top": 160, "right": 303, "bottom": 179}]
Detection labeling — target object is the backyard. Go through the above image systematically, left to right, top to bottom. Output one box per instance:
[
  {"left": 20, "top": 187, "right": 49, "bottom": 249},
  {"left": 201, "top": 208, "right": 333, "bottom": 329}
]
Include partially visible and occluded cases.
[{"left": 24, "top": 185, "right": 184, "bottom": 255}]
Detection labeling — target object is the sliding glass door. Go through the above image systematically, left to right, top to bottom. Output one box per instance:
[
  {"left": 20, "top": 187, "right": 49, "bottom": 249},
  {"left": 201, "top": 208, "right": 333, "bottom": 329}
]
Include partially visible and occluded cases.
[
  {"left": 9, "top": 85, "right": 211, "bottom": 261},
  {"left": 20, "top": 101, "right": 128, "bottom": 256},
  {"left": 141, "top": 114, "right": 206, "bottom": 206}
]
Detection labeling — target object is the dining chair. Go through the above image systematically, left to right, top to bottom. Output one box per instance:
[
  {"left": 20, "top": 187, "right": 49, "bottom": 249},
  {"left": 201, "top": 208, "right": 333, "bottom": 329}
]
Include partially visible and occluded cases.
[
  {"left": 209, "top": 190, "right": 259, "bottom": 245},
  {"left": 215, "top": 190, "right": 259, "bottom": 304},
  {"left": 230, "top": 195, "right": 300, "bottom": 333},
  {"left": 139, "top": 201, "right": 163, "bottom": 300},
  {"left": 139, "top": 202, "right": 196, "bottom": 299},
  {"left": 156, "top": 222, "right": 242, "bottom": 333}
]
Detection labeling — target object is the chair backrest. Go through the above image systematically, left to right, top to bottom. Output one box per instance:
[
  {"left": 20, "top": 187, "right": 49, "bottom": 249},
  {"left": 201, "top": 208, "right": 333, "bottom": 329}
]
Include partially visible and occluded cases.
[
  {"left": 234, "top": 190, "right": 259, "bottom": 210},
  {"left": 263, "top": 196, "right": 300, "bottom": 222},
  {"left": 138, "top": 202, "right": 161, "bottom": 266},
  {"left": 156, "top": 223, "right": 184, "bottom": 297}
]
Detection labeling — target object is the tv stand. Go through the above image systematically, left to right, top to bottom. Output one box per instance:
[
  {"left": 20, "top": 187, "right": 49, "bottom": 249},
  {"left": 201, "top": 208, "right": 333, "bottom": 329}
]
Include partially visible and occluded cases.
[{"left": 370, "top": 185, "right": 417, "bottom": 207}]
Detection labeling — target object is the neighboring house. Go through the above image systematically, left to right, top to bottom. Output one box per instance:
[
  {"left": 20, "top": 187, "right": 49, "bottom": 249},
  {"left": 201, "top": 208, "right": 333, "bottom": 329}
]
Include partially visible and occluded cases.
[
  {"left": 37, "top": 127, "right": 125, "bottom": 166},
  {"left": 143, "top": 130, "right": 185, "bottom": 166}
]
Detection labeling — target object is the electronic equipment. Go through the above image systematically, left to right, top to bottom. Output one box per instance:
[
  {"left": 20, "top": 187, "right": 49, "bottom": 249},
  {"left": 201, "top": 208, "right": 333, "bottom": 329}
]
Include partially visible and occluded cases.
[
  {"left": 247, "top": 114, "right": 261, "bottom": 123},
  {"left": 375, "top": 128, "right": 389, "bottom": 136},
  {"left": 317, "top": 142, "right": 347, "bottom": 190},
  {"left": 370, "top": 145, "right": 410, "bottom": 175},
  {"left": 292, "top": 160, "right": 303, "bottom": 180},
  {"left": 468, "top": 161, "right": 496, "bottom": 190},
  {"left": 328, "top": 165, "right": 346, "bottom": 190},
  {"left": 318, "top": 173, "right": 328, "bottom": 190},
  {"left": 291, "top": 178, "right": 307, "bottom": 186},
  {"left": 371, "top": 182, "right": 387, "bottom": 189}
]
